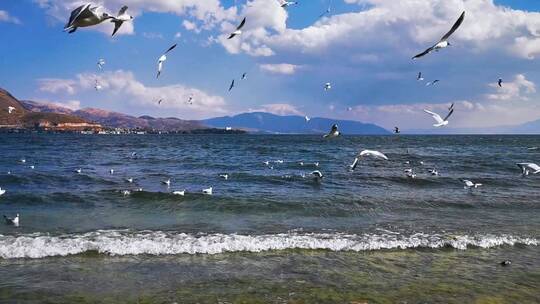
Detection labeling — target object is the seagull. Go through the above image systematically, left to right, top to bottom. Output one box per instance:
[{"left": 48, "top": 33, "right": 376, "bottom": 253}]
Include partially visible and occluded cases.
[
  {"left": 279, "top": 0, "right": 298, "bottom": 8},
  {"left": 319, "top": 1, "right": 332, "bottom": 18},
  {"left": 64, "top": 3, "right": 114, "bottom": 34},
  {"left": 111, "top": 6, "right": 133, "bottom": 37},
  {"left": 412, "top": 11, "right": 465, "bottom": 59},
  {"left": 227, "top": 17, "right": 246, "bottom": 39},
  {"left": 157, "top": 44, "right": 177, "bottom": 79},
  {"left": 97, "top": 59, "right": 106, "bottom": 70},
  {"left": 417, "top": 72, "right": 424, "bottom": 81},
  {"left": 241, "top": 73, "right": 247, "bottom": 80},
  {"left": 498, "top": 78, "right": 503, "bottom": 87},
  {"left": 94, "top": 79, "right": 102, "bottom": 91},
  {"left": 228, "top": 79, "right": 235, "bottom": 92},
  {"left": 426, "top": 80, "right": 440, "bottom": 86},
  {"left": 324, "top": 82, "right": 332, "bottom": 91},
  {"left": 187, "top": 94, "right": 194, "bottom": 105},
  {"left": 157, "top": 99, "right": 163, "bottom": 105},
  {"left": 449, "top": 103, "right": 455, "bottom": 111},
  {"left": 7, "top": 106, "right": 15, "bottom": 114},
  {"left": 423, "top": 108, "right": 454, "bottom": 127},
  {"left": 305, "top": 116, "right": 310, "bottom": 122},
  {"left": 323, "top": 124, "right": 340, "bottom": 138},
  {"left": 394, "top": 127, "right": 400, "bottom": 134},
  {"left": 350, "top": 150, "right": 388, "bottom": 171},
  {"left": 131, "top": 152, "right": 137, "bottom": 158},
  {"left": 20, "top": 158, "right": 26, "bottom": 164},
  {"left": 274, "top": 160, "right": 284, "bottom": 164},
  {"left": 263, "top": 161, "right": 270, "bottom": 166},
  {"left": 314, "top": 162, "right": 319, "bottom": 167},
  {"left": 517, "top": 163, "right": 540, "bottom": 177},
  {"left": 29, "top": 165, "right": 35, "bottom": 170},
  {"left": 75, "top": 168, "right": 82, "bottom": 174},
  {"left": 109, "top": 169, "right": 114, "bottom": 175},
  {"left": 404, "top": 169, "right": 417, "bottom": 179},
  {"left": 428, "top": 169, "right": 439, "bottom": 176},
  {"left": 311, "top": 170, "right": 323, "bottom": 182},
  {"left": 219, "top": 174, "right": 229, "bottom": 180},
  {"left": 126, "top": 178, "right": 134, "bottom": 183},
  {"left": 161, "top": 179, "right": 171, "bottom": 187},
  {"left": 463, "top": 179, "right": 482, "bottom": 190},
  {"left": 0, "top": 187, "right": 5, "bottom": 196},
  {"left": 202, "top": 187, "right": 213, "bottom": 195},
  {"left": 122, "top": 190, "right": 131, "bottom": 196},
  {"left": 172, "top": 190, "right": 186, "bottom": 196},
  {"left": 3, "top": 214, "right": 19, "bottom": 226},
  {"left": 500, "top": 260, "right": 512, "bottom": 266}
]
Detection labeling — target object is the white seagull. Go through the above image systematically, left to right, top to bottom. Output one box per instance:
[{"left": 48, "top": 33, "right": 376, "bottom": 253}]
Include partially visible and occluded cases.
[
  {"left": 279, "top": 0, "right": 298, "bottom": 8},
  {"left": 64, "top": 3, "right": 114, "bottom": 34},
  {"left": 111, "top": 6, "right": 133, "bottom": 37},
  {"left": 412, "top": 11, "right": 465, "bottom": 59},
  {"left": 228, "top": 17, "right": 246, "bottom": 39},
  {"left": 157, "top": 44, "right": 177, "bottom": 79},
  {"left": 97, "top": 59, "right": 106, "bottom": 70},
  {"left": 417, "top": 72, "right": 424, "bottom": 81},
  {"left": 241, "top": 73, "right": 247, "bottom": 80},
  {"left": 94, "top": 79, "right": 102, "bottom": 91},
  {"left": 324, "top": 82, "right": 332, "bottom": 91},
  {"left": 7, "top": 106, "right": 15, "bottom": 114},
  {"left": 423, "top": 108, "right": 454, "bottom": 127},
  {"left": 305, "top": 116, "right": 310, "bottom": 122},
  {"left": 323, "top": 124, "right": 340, "bottom": 138},
  {"left": 350, "top": 150, "right": 388, "bottom": 171},
  {"left": 20, "top": 158, "right": 26, "bottom": 164},
  {"left": 517, "top": 163, "right": 540, "bottom": 177},
  {"left": 75, "top": 168, "right": 82, "bottom": 174},
  {"left": 109, "top": 169, "right": 114, "bottom": 175},
  {"left": 404, "top": 169, "right": 417, "bottom": 179},
  {"left": 311, "top": 170, "right": 323, "bottom": 182},
  {"left": 219, "top": 174, "right": 229, "bottom": 180},
  {"left": 126, "top": 178, "right": 134, "bottom": 183},
  {"left": 161, "top": 179, "right": 171, "bottom": 187},
  {"left": 463, "top": 179, "right": 482, "bottom": 190},
  {"left": 0, "top": 187, "right": 5, "bottom": 196},
  {"left": 202, "top": 187, "right": 213, "bottom": 195},
  {"left": 122, "top": 190, "right": 131, "bottom": 196},
  {"left": 173, "top": 190, "right": 186, "bottom": 196},
  {"left": 3, "top": 214, "right": 19, "bottom": 226}
]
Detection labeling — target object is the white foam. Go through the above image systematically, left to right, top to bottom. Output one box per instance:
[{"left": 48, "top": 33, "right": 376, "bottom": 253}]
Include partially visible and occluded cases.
[{"left": 0, "top": 230, "right": 537, "bottom": 259}]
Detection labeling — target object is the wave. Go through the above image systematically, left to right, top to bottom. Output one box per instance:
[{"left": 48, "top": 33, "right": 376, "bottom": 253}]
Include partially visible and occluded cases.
[{"left": 0, "top": 230, "right": 537, "bottom": 259}]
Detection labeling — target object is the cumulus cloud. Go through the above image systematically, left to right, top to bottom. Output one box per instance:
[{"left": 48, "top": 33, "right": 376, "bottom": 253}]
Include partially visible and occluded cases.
[
  {"left": 0, "top": 10, "right": 21, "bottom": 24},
  {"left": 259, "top": 63, "right": 300, "bottom": 75},
  {"left": 37, "top": 70, "right": 227, "bottom": 117},
  {"left": 486, "top": 74, "right": 536, "bottom": 101},
  {"left": 249, "top": 103, "right": 303, "bottom": 116}
]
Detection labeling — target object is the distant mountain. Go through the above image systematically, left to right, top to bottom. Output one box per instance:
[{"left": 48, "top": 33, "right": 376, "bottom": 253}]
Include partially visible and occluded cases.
[
  {"left": 0, "top": 88, "right": 95, "bottom": 130},
  {"left": 21, "top": 100, "right": 205, "bottom": 131},
  {"left": 203, "top": 112, "right": 390, "bottom": 134}
]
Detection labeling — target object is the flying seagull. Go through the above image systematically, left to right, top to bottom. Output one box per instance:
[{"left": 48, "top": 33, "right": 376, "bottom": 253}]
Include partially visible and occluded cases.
[
  {"left": 279, "top": 0, "right": 299, "bottom": 8},
  {"left": 319, "top": 1, "right": 332, "bottom": 18},
  {"left": 64, "top": 4, "right": 114, "bottom": 34},
  {"left": 111, "top": 6, "right": 133, "bottom": 37},
  {"left": 412, "top": 11, "right": 465, "bottom": 59},
  {"left": 228, "top": 17, "right": 246, "bottom": 39},
  {"left": 157, "top": 44, "right": 177, "bottom": 79},
  {"left": 97, "top": 59, "right": 106, "bottom": 70},
  {"left": 417, "top": 72, "right": 424, "bottom": 81},
  {"left": 241, "top": 73, "right": 247, "bottom": 80},
  {"left": 498, "top": 78, "right": 503, "bottom": 87},
  {"left": 94, "top": 79, "right": 102, "bottom": 91},
  {"left": 228, "top": 79, "right": 235, "bottom": 92},
  {"left": 426, "top": 80, "right": 440, "bottom": 86},
  {"left": 324, "top": 82, "right": 332, "bottom": 91},
  {"left": 187, "top": 94, "right": 194, "bottom": 105},
  {"left": 157, "top": 99, "right": 163, "bottom": 105},
  {"left": 7, "top": 106, "right": 15, "bottom": 114},
  {"left": 423, "top": 108, "right": 454, "bottom": 127},
  {"left": 323, "top": 124, "right": 340, "bottom": 138},
  {"left": 394, "top": 127, "right": 400, "bottom": 134},
  {"left": 350, "top": 150, "right": 388, "bottom": 171},
  {"left": 517, "top": 163, "right": 540, "bottom": 177},
  {"left": 161, "top": 179, "right": 171, "bottom": 187},
  {"left": 463, "top": 179, "right": 482, "bottom": 190},
  {"left": 0, "top": 187, "right": 5, "bottom": 196},
  {"left": 3, "top": 214, "right": 19, "bottom": 226}
]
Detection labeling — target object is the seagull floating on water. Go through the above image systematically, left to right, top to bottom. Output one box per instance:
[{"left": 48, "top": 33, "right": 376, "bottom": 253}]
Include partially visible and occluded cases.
[
  {"left": 111, "top": 6, "right": 133, "bottom": 37},
  {"left": 412, "top": 11, "right": 465, "bottom": 59},
  {"left": 228, "top": 17, "right": 246, "bottom": 39},
  {"left": 157, "top": 44, "right": 177, "bottom": 79},
  {"left": 423, "top": 107, "right": 454, "bottom": 127},
  {"left": 323, "top": 124, "right": 340, "bottom": 138},
  {"left": 350, "top": 150, "right": 388, "bottom": 171},
  {"left": 20, "top": 158, "right": 26, "bottom": 164},
  {"left": 517, "top": 163, "right": 540, "bottom": 177},
  {"left": 29, "top": 165, "right": 35, "bottom": 170},
  {"left": 75, "top": 168, "right": 82, "bottom": 174},
  {"left": 109, "top": 169, "right": 114, "bottom": 175},
  {"left": 404, "top": 169, "right": 417, "bottom": 179},
  {"left": 428, "top": 169, "right": 439, "bottom": 176},
  {"left": 219, "top": 174, "right": 229, "bottom": 180},
  {"left": 126, "top": 178, "right": 134, "bottom": 183},
  {"left": 463, "top": 179, "right": 482, "bottom": 190},
  {"left": 202, "top": 187, "right": 213, "bottom": 195},
  {"left": 122, "top": 190, "right": 131, "bottom": 196},
  {"left": 173, "top": 190, "right": 186, "bottom": 196},
  {"left": 3, "top": 214, "right": 19, "bottom": 226}
]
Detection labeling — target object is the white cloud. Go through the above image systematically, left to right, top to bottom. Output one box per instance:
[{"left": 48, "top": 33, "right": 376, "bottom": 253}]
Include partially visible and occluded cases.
[
  {"left": 0, "top": 10, "right": 21, "bottom": 24},
  {"left": 142, "top": 32, "right": 164, "bottom": 39},
  {"left": 259, "top": 63, "right": 300, "bottom": 75},
  {"left": 37, "top": 70, "right": 227, "bottom": 118},
  {"left": 486, "top": 74, "right": 536, "bottom": 101},
  {"left": 249, "top": 103, "right": 303, "bottom": 116}
]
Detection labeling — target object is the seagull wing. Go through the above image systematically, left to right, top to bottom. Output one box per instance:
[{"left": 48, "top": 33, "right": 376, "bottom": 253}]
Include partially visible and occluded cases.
[
  {"left": 67, "top": 4, "right": 91, "bottom": 27},
  {"left": 118, "top": 5, "right": 128, "bottom": 16},
  {"left": 440, "top": 11, "right": 465, "bottom": 41},
  {"left": 236, "top": 17, "right": 246, "bottom": 30},
  {"left": 111, "top": 20, "right": 123, "bottom": 37},
  {"left": 227, "top": 33, "right": 236, "bottom": 39},
  {"left": 164, "top": 44, "right": 177, "bottom": 54},
  {"left": 412, "top": 46, "right": 435, "bottom": 59},
  {"left": 417, "top": 72, "right": 422, "bottom": 80},
  {"left": 229, "top": 79, "right": 235, "bottom": 91},
  {"left": 443, "top": 108, "right": 454, "bottom": 121},
  {"left": 423, "top": 109, "right": 444, "bottom": 124},
  {"left": 331, "top": 124, "right": 338, "bottom": 133},
  {"left": 359, "top": 150, "right": 388, "bottom": 160},
  {"left": 529, "top": 163, "right": 540, "bottom": 171},
  {"left": 463, "top": 180, "right": 474, "bottom": 187}
]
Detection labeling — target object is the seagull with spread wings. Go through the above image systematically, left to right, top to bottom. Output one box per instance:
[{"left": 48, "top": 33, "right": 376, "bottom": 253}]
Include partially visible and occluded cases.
[
  {"left": 413, "top": 11, "right": 465, "bottom": 59},
  {"left": 228, "top": 17, "right": 246, "bottom": 39},
  {"left": 157, "top": 44, "right": 177, "bottom": 79},
  {"left": 423, "top": 107, "right": 454, "bottom": 127}
]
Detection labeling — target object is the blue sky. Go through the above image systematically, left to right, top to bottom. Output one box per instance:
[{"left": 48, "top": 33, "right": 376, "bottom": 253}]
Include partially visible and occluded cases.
[{"left": 1, "top": 0, "right": 540, "bottom": 130}]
